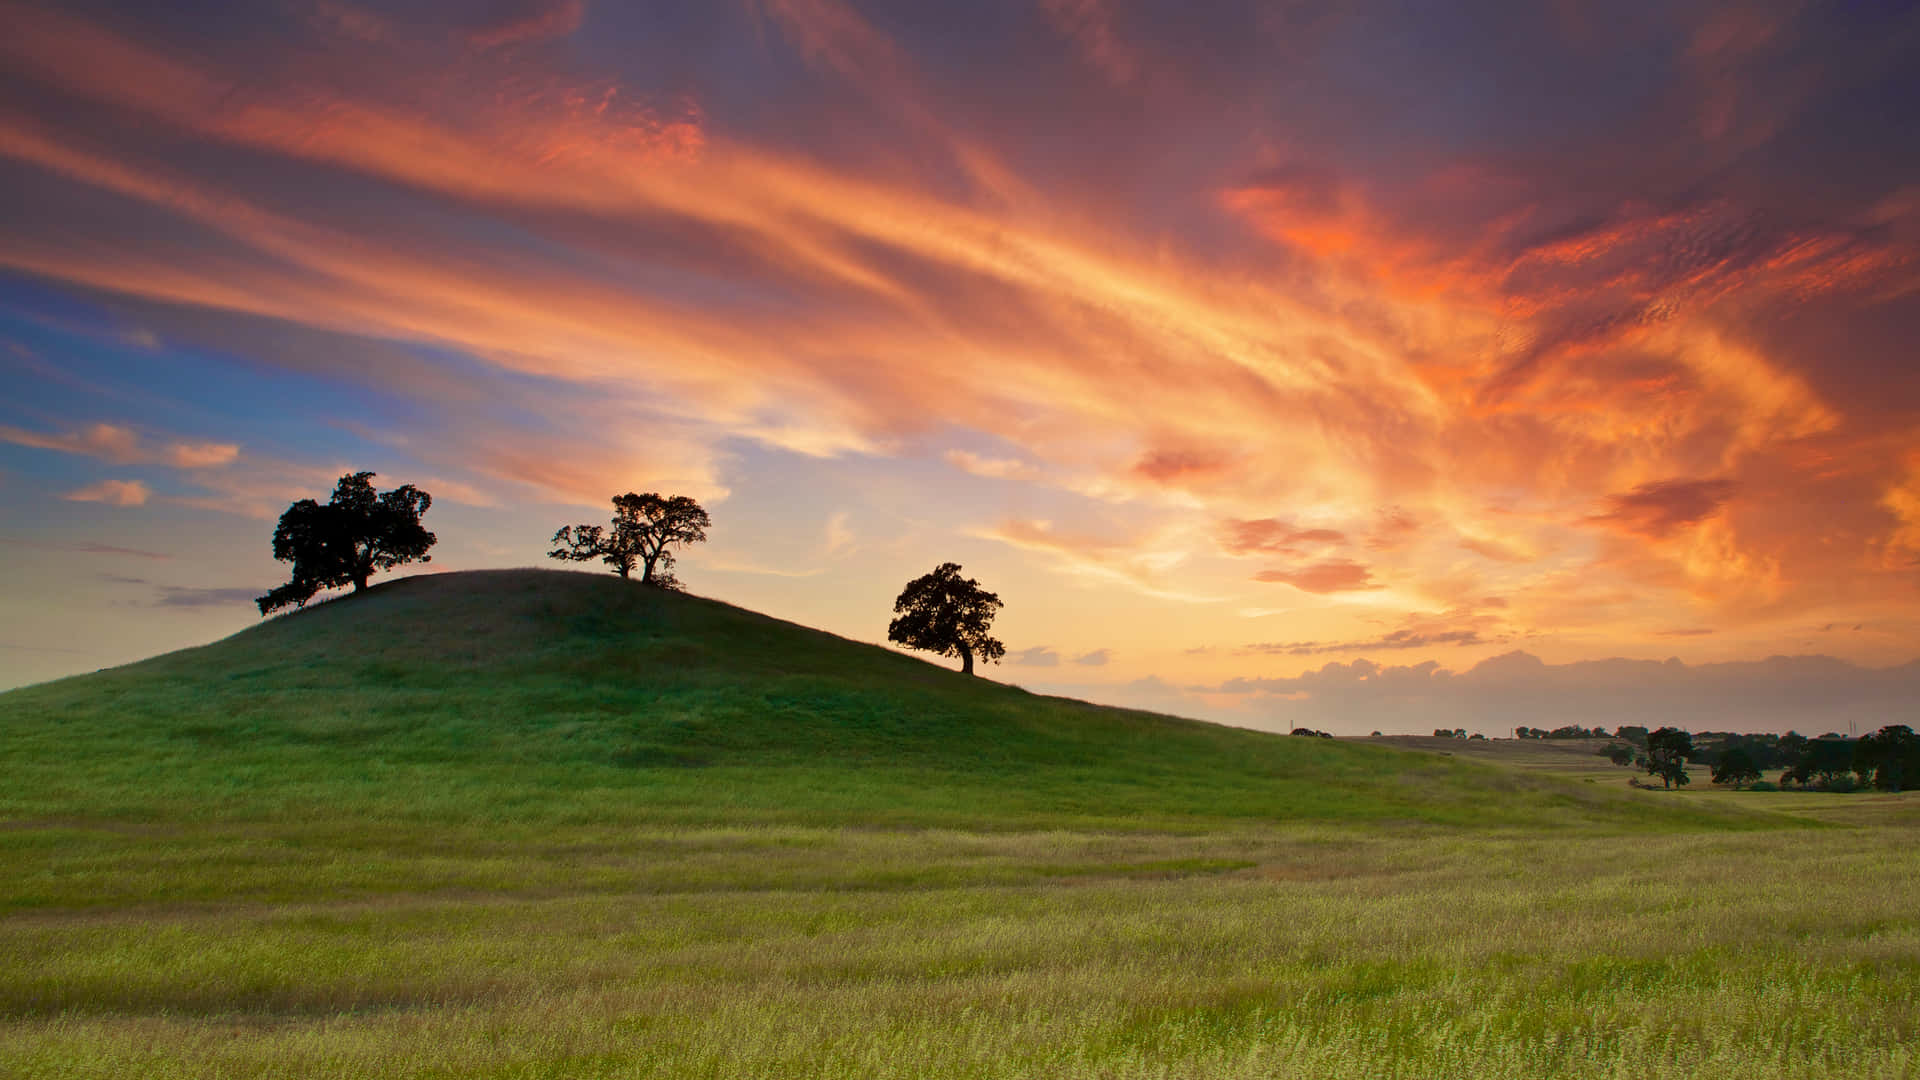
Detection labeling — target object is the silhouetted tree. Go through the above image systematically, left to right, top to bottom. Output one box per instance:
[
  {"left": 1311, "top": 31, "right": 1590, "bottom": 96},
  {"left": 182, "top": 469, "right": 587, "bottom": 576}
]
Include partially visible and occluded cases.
[
  {"left": 256, "top": 472, "right": 435, "bottom": 615},
  {"left": 550, "top": 492, "right": 709, "bottom": 588},
  {"left": 887, "top": 562, "right": 1004, "bottom": 676},
  {"left": 1853, "top": 725, "right": 1918, "bottom": 791},
  {"left": 1643, "top": 727, "right": 1694, "bottom": 789},
  {"left": 1703, "top": 732, "right": 1792, "bottom": 771},
  {"left": 1783, "top": 737, "right": 1858, "bottom": 790},
  {"left": 1604, "top": 744, "right": 1637, "bottom": 767},
  {"left": 1711, "top": 746, "right": 1762, "bottom": 789}
]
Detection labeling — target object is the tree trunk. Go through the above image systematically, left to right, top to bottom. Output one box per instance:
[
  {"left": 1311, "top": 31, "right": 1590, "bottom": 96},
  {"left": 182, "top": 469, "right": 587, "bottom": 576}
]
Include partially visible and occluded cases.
[{"left": 958, "top": 642, "right": 974, "bottom": 676}]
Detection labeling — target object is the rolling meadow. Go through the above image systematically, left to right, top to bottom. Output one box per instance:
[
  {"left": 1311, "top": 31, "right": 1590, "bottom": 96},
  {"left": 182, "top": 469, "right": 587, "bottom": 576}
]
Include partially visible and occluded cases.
[{"left": 2, "top": 571, "right": 1915, "bottom": 1078}]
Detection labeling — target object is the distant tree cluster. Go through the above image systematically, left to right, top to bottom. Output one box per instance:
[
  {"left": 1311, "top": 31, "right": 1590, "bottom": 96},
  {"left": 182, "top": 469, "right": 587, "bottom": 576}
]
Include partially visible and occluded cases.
[
  {"left": 1515, "top": 725, "right": 1612, "bottom": 740},
  {"left": 1590, "top": 725, "right": 1920, "bottom": 793},
  {"left": 1856, "top": 725, "right": 1920, "bottom": 791},
  {"left": 1290, "top": 727, "right": 1334, "bottom": 739},
  {"left": 1764, "top": 728, "right": 1917, "bottom": 792},
  {"left": 1710, "top": 747, "right": 1762, "bottom": 789}
]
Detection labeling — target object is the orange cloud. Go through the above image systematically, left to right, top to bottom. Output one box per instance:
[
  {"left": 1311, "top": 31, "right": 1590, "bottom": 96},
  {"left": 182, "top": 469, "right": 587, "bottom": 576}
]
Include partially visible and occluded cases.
[
  {"left": 0, "top": 1, "right": 1914, "bottom": 673},
  {"left": 0, "top": 422, "right": 140, "bottom": 463},
  {"left": 0, "top": 423, "right": 238, "bottom": 470},
  {"left": 166, "top": 443, "right": 242, "bottom": 469},
  {"left": 1589, "top": 477, "right": 1739, "bottom": 539},
  {"left": 63, "top": 479, "right": 149, "bottom": 506},
  {"left": 1218, "top": 518, "right": 1346, "bottom": 556},
  {"left": 1252, "top": 560, "right": 1379, "bottom": 594}
]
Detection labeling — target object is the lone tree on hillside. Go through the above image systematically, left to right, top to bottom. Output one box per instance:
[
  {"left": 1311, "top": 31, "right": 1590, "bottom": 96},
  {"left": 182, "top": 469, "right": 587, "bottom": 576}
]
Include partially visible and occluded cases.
[
  {"left": 256, "top": 471, "right": 435, "bottom": 615},
  {"left": 550, "top": 492, "right": 709, "bottom": 588},
  {"left": 887, "top": 562, "right": 1005, "bottom": 676},
  {"left": 1642, "top": 726, "right": 1695, "bottom": 789},
  {"left": 1711, "top": 746, "right": 1763, "bottom": 789}
]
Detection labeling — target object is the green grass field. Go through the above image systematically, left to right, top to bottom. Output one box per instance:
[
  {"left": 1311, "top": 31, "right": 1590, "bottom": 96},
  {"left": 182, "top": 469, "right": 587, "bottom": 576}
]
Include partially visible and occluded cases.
[{"left": 2, "top": 570, "right": 1914, "bottom": 1077}]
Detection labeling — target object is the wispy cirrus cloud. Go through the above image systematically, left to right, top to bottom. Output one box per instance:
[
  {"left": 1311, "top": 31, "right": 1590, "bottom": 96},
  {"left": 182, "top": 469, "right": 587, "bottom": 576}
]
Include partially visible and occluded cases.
[
  {"left": 465, "top": 0, "right": 587, "bottom": 48},
  {"left": 0, "top": 422, "right": 238, "bottom": 469},
  {"left": 63, "top": 479, "right": 149, "bottom": 506},
  {"left": 1218, "top": 518, "right": 1347, "bottom": 556},
  {"left": 1252, "top": 560, "right": 1379, "bottom": 595},
  {"left": 1244, "top": 629, "right": 1484, "bottom": 657}
]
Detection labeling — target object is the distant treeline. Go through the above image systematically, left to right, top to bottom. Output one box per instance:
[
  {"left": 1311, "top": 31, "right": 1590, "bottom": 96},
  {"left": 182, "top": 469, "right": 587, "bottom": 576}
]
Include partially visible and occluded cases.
[
  {"left": 1424, "top": 723, "right": 1919, "bottom": 792},
  {"left": 1598, "top": 726, "right": 1917, "bottom": 792}
]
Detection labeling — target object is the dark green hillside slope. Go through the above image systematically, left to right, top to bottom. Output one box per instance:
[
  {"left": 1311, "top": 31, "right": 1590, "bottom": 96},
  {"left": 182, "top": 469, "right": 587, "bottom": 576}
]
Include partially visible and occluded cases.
[{"left": 0, "top": 570, "right": 1760, "bottom": 830}]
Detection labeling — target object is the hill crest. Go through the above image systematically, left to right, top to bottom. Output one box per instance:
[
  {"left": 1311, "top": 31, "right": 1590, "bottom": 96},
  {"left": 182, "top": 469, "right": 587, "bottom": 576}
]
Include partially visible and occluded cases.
[{"left": 0, "top": 568, "right": 1779, "bottom": 831}]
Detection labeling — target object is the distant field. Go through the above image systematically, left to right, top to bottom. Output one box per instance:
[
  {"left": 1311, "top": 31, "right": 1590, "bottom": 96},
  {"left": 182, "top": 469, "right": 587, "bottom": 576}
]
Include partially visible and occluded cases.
[{"left": 2, "top": 571, "right": 1914, "bottom": 1078}]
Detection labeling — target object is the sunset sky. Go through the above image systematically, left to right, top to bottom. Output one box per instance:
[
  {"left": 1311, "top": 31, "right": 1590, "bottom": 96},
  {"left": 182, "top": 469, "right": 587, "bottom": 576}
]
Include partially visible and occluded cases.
[{"left": 2, "top": 0, "right": 1916, "bottom": 732}]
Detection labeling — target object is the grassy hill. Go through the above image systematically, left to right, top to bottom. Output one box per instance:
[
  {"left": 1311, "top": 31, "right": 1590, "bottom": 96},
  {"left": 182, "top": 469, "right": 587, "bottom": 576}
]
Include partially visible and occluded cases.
[
  {"left": 0, "top": 569, "right": 1755, "bottom": 831},
  {"left": 10, "top": 570, "right": 1911, "bottom": 1080}
]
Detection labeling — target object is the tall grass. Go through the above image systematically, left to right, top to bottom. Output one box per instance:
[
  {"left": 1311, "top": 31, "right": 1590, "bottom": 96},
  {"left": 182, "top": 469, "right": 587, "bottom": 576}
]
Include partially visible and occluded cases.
[
  {"left": 1, "top": 570, "right": 1909, "bottom": 1077},
  {"left": 2, "top": 823, "right": 1914, "bottom": 1077}
]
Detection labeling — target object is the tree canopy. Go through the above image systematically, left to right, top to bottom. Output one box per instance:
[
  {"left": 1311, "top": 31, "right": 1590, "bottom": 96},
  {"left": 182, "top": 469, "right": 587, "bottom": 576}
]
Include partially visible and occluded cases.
[
  {"left": 256, "top": 472, "right": 435, "bottom": 615},
  {"left": 550, "top": 492, "right": 710, "bottom": 587},
  {"left": 887, "top": 562, "right": 1005, "bottom": 676},
  {"left": 1852, "top": 725, "right": 1917, "bottom": 791},
  {"left": 1642, "top": 727, "right": 1694, "bottom": 789},
  {"left": 1783, "top": 737, "right": 1858, "bottom": 790},
  {"left": 1710, "top": 746, "right": 1762, "bottom": 789}
]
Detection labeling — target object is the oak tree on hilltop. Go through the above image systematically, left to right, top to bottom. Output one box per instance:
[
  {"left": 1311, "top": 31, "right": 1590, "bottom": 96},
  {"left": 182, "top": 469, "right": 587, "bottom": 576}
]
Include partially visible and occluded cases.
[
  {"left": 256, "top": 472, "right": 435, "bottom": 615},
  {"left": 550, "top": 492, "right": 710, "bottom": 588},
  {"left": 887, "top": 562, "right": 1005, "bottom": 676}
]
